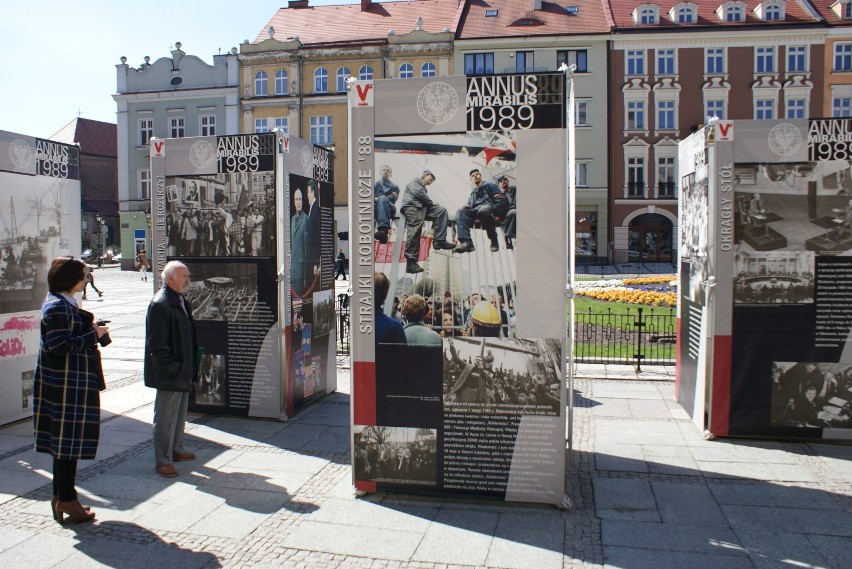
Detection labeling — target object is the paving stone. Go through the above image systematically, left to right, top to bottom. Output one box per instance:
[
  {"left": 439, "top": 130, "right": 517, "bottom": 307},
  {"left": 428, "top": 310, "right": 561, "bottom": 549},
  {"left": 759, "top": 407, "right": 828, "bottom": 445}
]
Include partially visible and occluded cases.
[
  {"left": 593, "top": 479, "right": 660, "bottom": 522},
  {"left": 652, "top": 481, "right": 728, "bottom": 527},
  {"left": 708, "top": 481, "right": 843, "bottom": 510},
  {"left": 722, "top": 505, "right": 852, "bottom": 537},
  {"left": 411, "top": 509, "right": 498, "bottom": 566},
  {"left": 485, "top": 512, "right": 564, "bottom": 569},
  {"left": 280, "top": 520, "right": 422, "bottom": 561},
  {"left": 601, "top": 520, "right": 746, "bottom": 555},
  {"left": 734, "top": 528, "right": 835, "bottom": 569},
  {"left": 806, "top": 534, "right": 852, "bottom": 569},
  {"left": 603, "top": 546, "right": 755, "bottom": 569}
]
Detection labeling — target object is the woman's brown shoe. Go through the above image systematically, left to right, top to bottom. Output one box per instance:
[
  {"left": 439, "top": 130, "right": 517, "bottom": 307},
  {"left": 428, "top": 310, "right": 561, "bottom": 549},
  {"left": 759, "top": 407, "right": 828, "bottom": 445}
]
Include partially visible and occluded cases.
[{"left": 55, "top": 499, "right": 95, "bottom": 524}]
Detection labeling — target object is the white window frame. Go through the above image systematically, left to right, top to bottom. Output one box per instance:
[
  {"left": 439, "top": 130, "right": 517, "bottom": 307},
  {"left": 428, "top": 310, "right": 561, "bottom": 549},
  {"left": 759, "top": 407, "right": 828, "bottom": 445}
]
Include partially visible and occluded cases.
[
  {"left": 718, "top": 1, "right": 746, "bottom": 21},
  {"left": 669, "top": 3, "right": 697, "bottom": 22},
  {"left": 764, "top": 3, "right": 783, "bottom": 20},
  {"left": 633, "top": 4, "right": 659, "bottom": 24},
  {"left": 834, "top": 43, "right": 852, "bottom": 72},
  {"left": 787, "top": 45, "right": 807, "bottom": 73},
  {"left": 756, "top": 46, "right": 776, "bottom": 74},
  {"left": 705, "top": 48, "right": 726, "bottom": 74},
  {"left": 558, "top": 49, "right": 588, "bottom": 73},
  {"left": 656, "top": 49, "right": 676, "bottom": 75},
  {"left": 626, "top": 50, "right": 646, "bottom": 76},
  {"left": 516, "top": 51, "right": 535, "bottom": 73},
  {"left": 421, "top": 62, "right": 436, "bottom": 77},
  {"left": 399, "top": 63, "right": 414, "bottom": 78},
  {"left": 359, "top": 65, "right": 374, "bottom": 80},
  {"left": 314, "top": 67, "right": 328, "bottom": 93},
  {"left": 336, "top": 67, "right": 351, "bottom": 93},
  {"left": 275, "top": 69, "right": 288, "bottom": 95},
  {"left": 254, "top": 71, "right": 268, "bottom": 96},
  {"left": 786, "top": 97, "right": 806, "bottom": 118},
  {"left": 833, "top": 97, "right": 852, "bottom": 117},
  {"left": 656, "top": 99, "right": 677, "bottom": 131},
  {"left": 706, "top": 99, "right": 726, "bottom": 120},
  {"left": 755, "top": 99, "right": 776, "bottom": 120},
  {"left": 574, "top": 100, "right": 590, "bottom": 126},
  {"left": 627, "top": 100, "right": 646, "bottom": 131},
  {"left": 199, "top": 114, "right": 216, "bottom": 137},
  {"left": 310, "top": 115, "right": 333, "bottom": 146},
  {"left": 169, "top": 116, "right": 185, "bottom": 138},
  {"left": 274, "top": 117, "right": 289, "bottom": 134},
  {"left": 138, "top": 118, "right": 153, "bottom": 147},
  {"left": 254, "top": 118, "right": 269, "bottom": 133},
  {"left": 624, "top": 140, "right": 650, "bottom": 199},
  {"left": 656, "top": 154, "right": 677, "bottom": 199},
  {"left": 627, "top": 157, "right": 647, "bottom": 198},
  {"left": 576, "top": 162, "right": 589, "bottom": 187},
  {"left": 138, "top": 169, "right": 151, "bottom": 200}
]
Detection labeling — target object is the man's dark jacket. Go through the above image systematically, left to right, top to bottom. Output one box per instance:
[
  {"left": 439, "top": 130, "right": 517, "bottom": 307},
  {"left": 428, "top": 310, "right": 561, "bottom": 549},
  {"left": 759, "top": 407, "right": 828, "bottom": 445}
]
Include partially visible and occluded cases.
[{"left": 144, "top": 285, "right": 197, "bottom": 391}]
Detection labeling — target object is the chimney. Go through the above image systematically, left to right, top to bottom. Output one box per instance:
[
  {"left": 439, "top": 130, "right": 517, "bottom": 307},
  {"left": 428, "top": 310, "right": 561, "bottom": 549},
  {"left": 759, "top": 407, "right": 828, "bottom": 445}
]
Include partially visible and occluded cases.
[
  {"left": 288, "top": 0, "right": 309, "bottom": 8},
  {"left": 361, "top": 0, "right": 372, "bottom": 11},
  {"left": 533, "top": 0, "right": 543, "bottom": 10}
]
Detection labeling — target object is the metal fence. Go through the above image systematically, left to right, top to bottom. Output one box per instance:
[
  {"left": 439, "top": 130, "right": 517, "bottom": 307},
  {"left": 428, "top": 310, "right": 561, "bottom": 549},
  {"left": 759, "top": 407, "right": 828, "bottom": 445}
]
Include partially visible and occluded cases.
[
  {"left": 335, "top": 298, "right": 677, "bottom": 367},
  {"left": 574, "top": 307, "right": 676, "bottom": 368}
]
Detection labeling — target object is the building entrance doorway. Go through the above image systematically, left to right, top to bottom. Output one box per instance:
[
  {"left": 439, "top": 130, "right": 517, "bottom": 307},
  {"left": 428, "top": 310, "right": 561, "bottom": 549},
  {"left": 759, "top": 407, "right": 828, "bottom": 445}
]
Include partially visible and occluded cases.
[{"left": 628, "top": 214, "right": 673, "bottom": 262}]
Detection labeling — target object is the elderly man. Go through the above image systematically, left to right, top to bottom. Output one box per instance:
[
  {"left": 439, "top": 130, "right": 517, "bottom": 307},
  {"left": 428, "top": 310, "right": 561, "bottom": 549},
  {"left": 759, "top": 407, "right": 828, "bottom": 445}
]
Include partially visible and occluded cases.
[
  {"left": 374, "top": 165, "right": 400, "bottom": 244},
  {"left": 398, "top": 170, "right": 455, "bottom": 274},
  {"left": 144, "top": 261, "right": 198, "bottom": 478}
]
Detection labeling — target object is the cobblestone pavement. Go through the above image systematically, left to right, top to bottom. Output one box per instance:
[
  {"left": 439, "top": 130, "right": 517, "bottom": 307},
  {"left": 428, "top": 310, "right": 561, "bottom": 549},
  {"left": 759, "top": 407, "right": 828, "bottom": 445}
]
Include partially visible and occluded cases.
[{"left": 0, "top": 268, "right": 848, "bottom": 568}]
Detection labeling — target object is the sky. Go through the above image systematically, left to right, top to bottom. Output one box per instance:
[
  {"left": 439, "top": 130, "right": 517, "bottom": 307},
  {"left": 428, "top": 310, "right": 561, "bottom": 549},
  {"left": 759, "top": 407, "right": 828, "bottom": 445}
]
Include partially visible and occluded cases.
[{"left": 0, "top": 0, "right": 361, "bottom": 139}]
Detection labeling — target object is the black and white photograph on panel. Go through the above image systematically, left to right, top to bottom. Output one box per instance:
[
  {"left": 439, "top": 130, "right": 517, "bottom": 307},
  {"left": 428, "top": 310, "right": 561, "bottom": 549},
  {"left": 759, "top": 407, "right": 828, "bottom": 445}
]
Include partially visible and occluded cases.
[
  {"left": 372, "top": 132, "right": 518, "bottom": 340},
  {"left": 680, "top": 168, "right": 710, "bottom": 305},
  {"left": 165, "top": 172, "right": 275, "bottom": 257},
  {"left": 734, "top": 250, "right": 815, "bottom": 304},
  {"left": 182, "top": 261, "right": 262, "bottom": 322},
  {"left": 312, "top": 289, "right": 334, "bottom": 337},
  {"left": 442, "top": 337, "right": 561, "bottom": 416},
  {"left": 194, "top": 353, "right": 227, "bottom": 407},
  {"left": 771, "top": 361, "right": 852, "bottom": 429},
  {"left": 21, "top": 370, "right": 33, "bottom": 410},
  {"left": 353, "top": 425, "right": 437, "bottom": 486}
]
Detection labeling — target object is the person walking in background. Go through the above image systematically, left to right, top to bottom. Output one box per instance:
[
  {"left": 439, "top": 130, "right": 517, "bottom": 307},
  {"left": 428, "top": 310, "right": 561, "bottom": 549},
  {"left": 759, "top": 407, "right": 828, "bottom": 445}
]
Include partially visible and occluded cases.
[
  {"left": 335, "top": 248, "right": 347, "bottom": 280},
  {"left": 136, "top": 249, "right": 149, "bottom": 282},
  {"left": 33, "top": 256, "right": 110, "bottom": 524},
  {"left": 144, "top": 261, "right": 198, "bottom": 478},
  {"left": 82, "top": 270, "right": 103, "bottom": 300}
]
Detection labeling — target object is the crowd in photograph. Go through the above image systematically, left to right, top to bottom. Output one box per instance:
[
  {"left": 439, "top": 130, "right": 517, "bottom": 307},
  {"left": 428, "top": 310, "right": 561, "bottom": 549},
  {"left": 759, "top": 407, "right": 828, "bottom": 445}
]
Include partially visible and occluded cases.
[
  {"left": 166, "top": 201, "right": 275, "bottom": 258},
  {"left": 734, "top": 270, "right": 814, "bottom": 304},
  {"left": 185, "top": 282, "right": 260, "bottom": 322},
  {"left": 385, "top": 290, "right": 514, "bottom": 340},
  {"left": 354, "top": 438, "right": 436, "bottom": 483}
]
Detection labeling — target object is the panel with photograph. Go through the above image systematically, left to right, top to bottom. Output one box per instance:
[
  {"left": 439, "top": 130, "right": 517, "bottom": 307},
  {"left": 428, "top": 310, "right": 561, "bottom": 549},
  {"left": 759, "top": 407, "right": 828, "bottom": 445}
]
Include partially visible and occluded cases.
[
  {"left": 734, "top": 251, "right": 815, "bottom": 304},
  {"left": 182, "top": 262, "right": 265, "bottom": 322},
  {"left": 195, "top": 353, "right": 227, "bottom": 407},
  {"left": 771, "top": 361, "right": 852, "bottom": 428},
  {"left": 353, "top": 425, "right": 437, "bottom": 486}
]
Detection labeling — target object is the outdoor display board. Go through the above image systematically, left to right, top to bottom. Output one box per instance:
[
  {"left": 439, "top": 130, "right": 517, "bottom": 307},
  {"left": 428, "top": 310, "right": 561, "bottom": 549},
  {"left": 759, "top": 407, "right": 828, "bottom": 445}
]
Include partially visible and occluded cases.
[
  {"left": 349, "top": 74, "right": 569, "bottom": 504},
  {"left": 678, "top": 119, "right": 852, "bottom": 440},
  {"left": 0, "top": 130, "right": 81, "bottom": 425},
  {"left": 149, "top": 132, "right": 335, "bottom": 419}
]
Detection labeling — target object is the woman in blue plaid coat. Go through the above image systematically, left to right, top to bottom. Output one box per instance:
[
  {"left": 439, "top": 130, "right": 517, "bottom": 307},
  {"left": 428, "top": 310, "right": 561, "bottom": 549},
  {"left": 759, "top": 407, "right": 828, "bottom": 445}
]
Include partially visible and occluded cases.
[{"left": 33, "top": 257, "right": 110, "bottom": 524}]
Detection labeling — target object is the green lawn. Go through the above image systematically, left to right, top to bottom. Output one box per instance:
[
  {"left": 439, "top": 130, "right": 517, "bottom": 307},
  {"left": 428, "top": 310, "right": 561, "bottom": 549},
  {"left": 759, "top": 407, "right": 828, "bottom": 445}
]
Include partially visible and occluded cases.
[{"left": 570, "top": 296, "right": 675, "bottom": 317}]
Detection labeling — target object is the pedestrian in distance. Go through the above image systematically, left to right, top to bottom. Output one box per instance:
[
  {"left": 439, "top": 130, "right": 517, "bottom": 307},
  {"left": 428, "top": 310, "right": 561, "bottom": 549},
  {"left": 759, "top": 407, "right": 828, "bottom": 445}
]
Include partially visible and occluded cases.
[
  {"left": 335, "top": 248, "right": 347, "bottom": 280},
  {"left": 136, "top": 249, "right": 149, "bottom": 282},
  {"left": 33, "top": 256, "right": 110, "bottom": 524},
  {"left": 144, "top": 261, "right": 198, "bottom": 478},
  {"left": 82, "top": 270, "right": 103, "bottom": 300}
]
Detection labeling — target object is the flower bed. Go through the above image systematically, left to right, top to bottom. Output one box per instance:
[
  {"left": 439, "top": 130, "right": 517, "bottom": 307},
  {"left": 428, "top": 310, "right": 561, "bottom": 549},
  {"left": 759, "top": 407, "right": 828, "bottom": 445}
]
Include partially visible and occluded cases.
[{"left": 575, "top": 275, "right": 677, "bottom": 307}]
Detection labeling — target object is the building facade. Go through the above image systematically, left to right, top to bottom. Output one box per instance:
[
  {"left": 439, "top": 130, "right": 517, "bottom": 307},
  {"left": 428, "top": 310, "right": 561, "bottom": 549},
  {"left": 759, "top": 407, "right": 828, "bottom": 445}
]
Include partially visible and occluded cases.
[{"left": 113, "top": 43, "right": 240, "bottom": 269}]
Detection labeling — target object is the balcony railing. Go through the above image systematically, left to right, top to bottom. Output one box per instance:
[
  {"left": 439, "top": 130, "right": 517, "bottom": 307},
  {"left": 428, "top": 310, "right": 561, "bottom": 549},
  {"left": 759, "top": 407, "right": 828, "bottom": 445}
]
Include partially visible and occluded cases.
[
  {"left": 627, "top": 182, "right": 645, "bottom": 198},
  {"left": 658, "top": 182, "right": 676, "bottom": 198}
]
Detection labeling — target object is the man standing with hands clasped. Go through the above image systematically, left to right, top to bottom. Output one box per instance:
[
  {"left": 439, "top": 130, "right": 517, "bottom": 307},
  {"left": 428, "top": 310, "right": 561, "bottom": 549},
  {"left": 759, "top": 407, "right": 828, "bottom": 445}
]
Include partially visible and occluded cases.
[{"left": 144, "top": 261, "right": 198, "bottom": 478}]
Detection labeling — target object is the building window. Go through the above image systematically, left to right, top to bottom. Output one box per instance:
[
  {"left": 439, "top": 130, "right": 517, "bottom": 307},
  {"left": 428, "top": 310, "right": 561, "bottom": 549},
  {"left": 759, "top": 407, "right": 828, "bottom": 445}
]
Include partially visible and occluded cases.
[
  {"left": 846, "top": 2, "right": 852, "bottom": 18},
  {"left": 764, "top": 3, "right": 782, "bottom": 20},
  {"left": 676, "top": 5, "right": 695, "bottom": 22},
  {"left": 725, "top": 5, "right": 743, "bottom": 21},
  {"left": 638, "top": 6, "right": 658, "bottom": 24},
  {"left": 834, "top": 43, "right": 852, "bottom": 72},
  {"left": 756, "top": 46, "right": 776, "bottom": 73},
  {"left": 787, "top": 46, "right": 807, "bottom": 73},
  {"left": 706, "top": 48, "right": 725, "bottom": 74},
  {"left": 657, "top": 49, "right": 675, "bottom": 75},
  {"left": 557, "top": 50, "right": 588, "bottom": 72},
  {"left": 627, "top": 50, "right": 645, "bottom": 75},
  {"left": 516, "top": 51, "right": 534, "bottom": 72},
  {"left": 464, "top": 53, "right": 494, "bottom": 75},
  {"left": 421, "top": 62, "right": 436, "bottom": 77},
  {"left": 399, "top": 63, "right": 414, "bottom": 78},
  {"left": 359, "top": 65, "right": 374, "bottom": 80},
  {"left": 314, "top": 67, "right": 328, "bottom": 93},
  {"left": 336, "top": 67, "right": 351, "bottom": 93},
  {"left": 275, "top": 69, "right": 288, "bottom": 95},
  {"left": 255, "top": 71, "right": 268, "bottom": 96},
  {"left": 833, "top": 97, "right": 852, "bottom": 117},
  {"left": 786, "top": 98, "right": 806, "bottom": 118},
  {"left": 706, "top": 99, "right": 725, "bottom": 120},
  {"left": 756, "top": 99, "right": 775, "bottom": 120},
  {"left": 574, "top": 100, "right": 589, "bottom": 126},
  {"left": 627, "top": 100, "right": 646, "bottom": 130},
  {"left": 657, "top": 100, "right": 676, "bottom": 130},
  {"left": 199, "top": 115, "right": 216, "bottom": 137},
  {"left": 310, "top": 115, "right": 333, "bottom": 146},
  {"left": 169, "top": 116, "right": 185, "bottom": 138},
  {"left": 274, "top": 117, "right": 289, "bottom": 134},
  {"left": 138, "top": 118, "right": 153, "bottom": 146},
  {"left": 254, "top": 118, "right": 269, "bottom": 133},
  {"left": 628, "top": 157, "right": 646, "bottom": 197},
  {"left": 657, "top": 157, "right": 676, "bottom": 197},
  {"left": 575, "top": 162, "right": 589, "bottom": 187},
  {"left": 138, "top": 169, "right": 151, "bottom": 200}
]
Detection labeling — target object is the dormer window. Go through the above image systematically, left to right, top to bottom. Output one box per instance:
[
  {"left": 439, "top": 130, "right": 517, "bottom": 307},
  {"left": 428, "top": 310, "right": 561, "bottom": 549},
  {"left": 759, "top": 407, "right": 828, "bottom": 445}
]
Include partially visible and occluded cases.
[
  {"left": 754, "top": 0, "right": 785, "bottom": 21},
  {"left": 717, "top": 1, "right": 746, "bottom": 22},
  {"left": 829, "top": 1, "right": 852, "bottom": 19},
  {"left": 670, "top": 3, "right": 697, "bottom": 23},
  {"left": 633, "top": 4, "right": 660, "bottom": 24}
]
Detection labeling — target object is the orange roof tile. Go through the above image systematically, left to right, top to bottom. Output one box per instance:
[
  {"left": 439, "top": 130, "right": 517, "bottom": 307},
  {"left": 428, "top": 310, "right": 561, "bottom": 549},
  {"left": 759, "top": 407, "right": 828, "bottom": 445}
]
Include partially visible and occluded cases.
[
  {"left": 254, "top": 0, "right": 463, "bottom": 46},
  {"left": 458, "top": 0, "right": 611, "bottom": 39}
]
